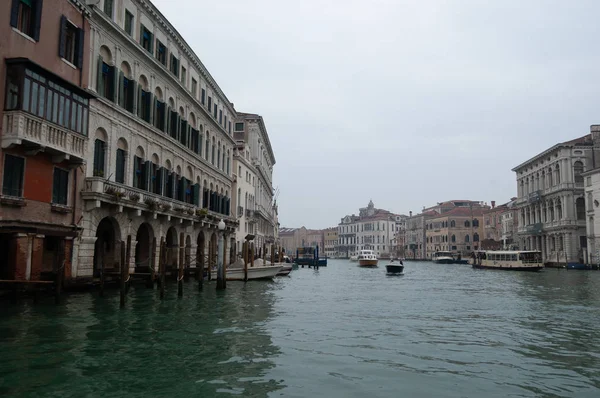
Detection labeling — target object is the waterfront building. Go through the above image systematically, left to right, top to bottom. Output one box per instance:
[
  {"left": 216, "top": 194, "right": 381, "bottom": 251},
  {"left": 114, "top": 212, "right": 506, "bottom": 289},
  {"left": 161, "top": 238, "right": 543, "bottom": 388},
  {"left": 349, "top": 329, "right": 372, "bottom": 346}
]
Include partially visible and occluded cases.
[
  {"left": 0, "top": 0, "right": 91, "bottom": 281},
  {"left": 76, "top": 0, "right": 240, "bottom": 280},
  {"left": 233, "top": 113, "right": 276, "bottom": 251},
  {"left": 582, "top": 125, "right": 600, "bottom": 265},
  {"left": 512, "top": 131, "right": 599, "bottom": 266},
  {"left": 499, "top": 198, "right": 519, "bottom": 249},
  {"left": 354, "top": 201, "right": 399, "bottom": 258},
  {"left": 481, "top": 201, "right": 507, "bottom": 249},
  {"left": 425, "top": 206, "right": 485, "bottom": 257},
  {"left": 404, "top": 211, "right": 428, "bottom": 260},
  {"left": 337, "top": 214, "right": 359, "bottom": 258},
  {"left": 392, "top": 215, "right": 407, "bottom": 258},
  {"left": 279, "top": 226, "right": 307, "bottom": 255},
  {"left": 324, "top": 227, "right": 338, "bottom": 258}
]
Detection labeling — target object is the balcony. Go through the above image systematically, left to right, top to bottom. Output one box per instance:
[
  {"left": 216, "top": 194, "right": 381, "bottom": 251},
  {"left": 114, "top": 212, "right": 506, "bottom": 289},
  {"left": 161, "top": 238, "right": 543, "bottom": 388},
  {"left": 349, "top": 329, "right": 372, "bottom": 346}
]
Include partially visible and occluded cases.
[
  {"left": 1, "top": 110, "right": 86, "bottom": 164},
  {"left": 81, "top": 177, "right": 237, "bottom": 227},
  {"left": 528, "top": 190, "right": 542, "bottom": 203},
  {"left": 517, "top": 219, "right": 586, "bottom": 234}
]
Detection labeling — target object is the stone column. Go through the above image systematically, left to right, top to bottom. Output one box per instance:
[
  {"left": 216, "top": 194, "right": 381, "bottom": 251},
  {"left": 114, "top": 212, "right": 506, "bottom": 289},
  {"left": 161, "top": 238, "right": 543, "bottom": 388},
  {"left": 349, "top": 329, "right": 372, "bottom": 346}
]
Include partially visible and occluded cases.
[
  {"left": 565, "top": 232, "right": 572, "bottom": 262},
  {"left": 30, "top": 235, "right": 45, "bottom": 281},
  {"left": 544, "top": 235, "right": 549, "bottom": 260}
]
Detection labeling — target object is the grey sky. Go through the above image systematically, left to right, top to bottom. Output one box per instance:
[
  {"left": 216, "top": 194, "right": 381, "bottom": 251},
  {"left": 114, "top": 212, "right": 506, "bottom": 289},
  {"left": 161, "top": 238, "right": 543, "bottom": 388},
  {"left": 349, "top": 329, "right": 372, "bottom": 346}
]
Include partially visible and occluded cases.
[{"left": 154, "top": 0, "right": 600, "bottom": 229}]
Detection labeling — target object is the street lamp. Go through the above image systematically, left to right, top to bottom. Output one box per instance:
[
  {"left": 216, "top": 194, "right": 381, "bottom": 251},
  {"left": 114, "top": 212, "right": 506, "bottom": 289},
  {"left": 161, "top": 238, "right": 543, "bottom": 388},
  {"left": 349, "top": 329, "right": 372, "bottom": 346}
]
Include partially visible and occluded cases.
[{"left": 217, "top": 219, "right": 226, "bottom": 290}]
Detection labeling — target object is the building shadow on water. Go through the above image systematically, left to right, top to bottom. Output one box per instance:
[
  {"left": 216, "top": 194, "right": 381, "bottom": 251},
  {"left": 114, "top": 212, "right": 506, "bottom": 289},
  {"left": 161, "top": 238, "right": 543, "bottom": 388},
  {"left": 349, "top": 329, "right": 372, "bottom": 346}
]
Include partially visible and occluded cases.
[{"left": 0, "top": 280, "right": 286, "bottom": 397}]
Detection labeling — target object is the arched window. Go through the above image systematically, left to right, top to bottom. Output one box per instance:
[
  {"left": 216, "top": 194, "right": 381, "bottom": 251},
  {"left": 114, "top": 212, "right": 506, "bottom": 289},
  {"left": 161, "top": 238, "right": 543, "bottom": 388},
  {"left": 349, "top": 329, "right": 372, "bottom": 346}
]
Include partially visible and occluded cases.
[
  {"left": 97, "top": 46, "right": 115, "bottom": 101},
  {"left": 118, "top": 62, "right": 134, "bottom": 112},
  {"left": 138, "top": 75, "right": 151, "bottom": 122},
  {"left": 211, "top": 137, "right": 215, "bottom": 165},
  {"left": 133, "top": 146, "right": 146, "bottom": 190},
  {"left": 226, "top": 150, "right": 230, "bottom": 174},
  {"left": 574, "top": 161, "right": 584, "bottom": 184},
  {"left": 555, "top": 164, "right": 561, "bottom": 184},
  {"left": 548, "top": 168, "right": 553, "bottom": 186},
  {"left": 472, "top": 219, "right": 479, "bottom": 227},
  {"left": 450, "top": 220, "right": 456, "bottom": 227},
  {"left": 464, "top": 220, "right": 470, "bottom": 227},
  {"left": 473, "top": 233, "right": 479, "bottom": 242},
  {"left": 465, "top": 234, "right": 470, "bottom": 243},
  {"left": 451, "top": 235, "right": 456, "bottom": 242}
]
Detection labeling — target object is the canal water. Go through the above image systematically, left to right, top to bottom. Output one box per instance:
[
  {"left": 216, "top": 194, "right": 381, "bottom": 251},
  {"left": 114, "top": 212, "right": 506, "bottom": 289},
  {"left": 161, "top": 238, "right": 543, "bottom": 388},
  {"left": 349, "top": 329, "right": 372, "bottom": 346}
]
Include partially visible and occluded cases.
[{"left": 1, "top": 260, "right": 600, "bottom": 397}]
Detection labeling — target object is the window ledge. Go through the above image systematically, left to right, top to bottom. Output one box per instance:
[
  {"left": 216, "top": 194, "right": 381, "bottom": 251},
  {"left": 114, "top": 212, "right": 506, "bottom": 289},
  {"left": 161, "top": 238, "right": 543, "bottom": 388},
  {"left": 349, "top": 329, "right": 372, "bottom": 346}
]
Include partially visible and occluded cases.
[
  {"left": 11, "top": 27, "right": 36, "bottom": 43},
  {"left": 61, "top": 58, "right": 77, "bottom": 70},
  {"left": 0, "top": 195, "right": 26, "bottom": 207},
  {"left": 51, "top": 203, "right": 72, "bottom": 214}
]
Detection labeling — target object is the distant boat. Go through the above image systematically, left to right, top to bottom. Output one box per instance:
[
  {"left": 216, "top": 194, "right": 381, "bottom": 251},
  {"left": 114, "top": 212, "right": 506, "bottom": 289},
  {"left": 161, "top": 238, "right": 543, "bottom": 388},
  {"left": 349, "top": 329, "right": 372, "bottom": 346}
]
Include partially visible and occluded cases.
[
  {"left": 358, "top": 249, "right": 378, "bottom": 267},
  {"left": 469, "top": 250, "right": 544, "bottom": 272},
  {"left": 432, "top": 251, "right": 454, "bottom": 264},
  {"left": 349, "top": 255, "right": 358, "bottom": 262},
  {"left": 385, "top": 259, "right": 404, "bottom": 274}
]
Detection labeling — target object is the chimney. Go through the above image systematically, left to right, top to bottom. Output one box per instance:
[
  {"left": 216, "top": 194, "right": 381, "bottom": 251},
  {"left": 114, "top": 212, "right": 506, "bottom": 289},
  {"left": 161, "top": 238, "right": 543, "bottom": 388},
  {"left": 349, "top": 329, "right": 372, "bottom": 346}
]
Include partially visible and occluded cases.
[{"left": 491, "top": 201, "right": 496, "bottom": 208}]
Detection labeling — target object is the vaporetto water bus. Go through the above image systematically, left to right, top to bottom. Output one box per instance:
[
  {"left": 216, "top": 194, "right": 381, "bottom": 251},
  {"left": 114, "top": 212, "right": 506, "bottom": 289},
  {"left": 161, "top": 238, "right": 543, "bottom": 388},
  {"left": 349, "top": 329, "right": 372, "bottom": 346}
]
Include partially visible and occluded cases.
[{"left": 469, "top": 250, "right": 544, "bottom": 272}]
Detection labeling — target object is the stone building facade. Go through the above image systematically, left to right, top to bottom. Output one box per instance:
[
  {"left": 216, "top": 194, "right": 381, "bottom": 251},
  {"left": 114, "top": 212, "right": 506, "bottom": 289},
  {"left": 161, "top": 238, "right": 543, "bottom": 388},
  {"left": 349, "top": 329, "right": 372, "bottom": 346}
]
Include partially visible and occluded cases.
[
  {"left": 0, "top": 0, "right": 91, "bottom": 281},
  {"left": 76, "top": 0, "right": 239, "bottom": 281},
  {"left": 233, "top": 113, "right": 276, "bottom": 250},
  {"left": 512, "top": 132, "right": 600, "bottom": 266},
  {"left": 500, "top": 198, "right": 518, "bottom": 249},
  {"left": 425, "top": 207, "right": 485, "bottom": 257},
  {"left": 404, "top": 211, "right": 428, "bottom": 260},
  {"left": 337, "top": 215, "right": 359, "bottom": 258},
  {"left": 324, "top": 227, "right": 338, "bottom": 258}
]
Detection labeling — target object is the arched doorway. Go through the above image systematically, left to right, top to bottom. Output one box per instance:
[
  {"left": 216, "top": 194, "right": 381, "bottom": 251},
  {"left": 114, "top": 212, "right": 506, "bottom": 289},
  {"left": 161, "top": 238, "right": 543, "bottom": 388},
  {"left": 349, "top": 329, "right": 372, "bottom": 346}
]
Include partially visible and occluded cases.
[
  {"left": 93, "top": 217, "right": 121, "bottom": 278},
  {"left": 135, "top": 223, "right": 154, "bottom": 274},
  {"left": 166, "top": 227, "right": 178, "bottom": 270}
]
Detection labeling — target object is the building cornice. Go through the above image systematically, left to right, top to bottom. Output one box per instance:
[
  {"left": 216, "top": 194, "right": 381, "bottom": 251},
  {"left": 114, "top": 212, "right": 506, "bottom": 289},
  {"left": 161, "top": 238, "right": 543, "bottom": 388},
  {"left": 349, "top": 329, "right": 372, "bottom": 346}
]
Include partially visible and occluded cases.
[
  {"left": 88, "top": 4, "right": 236, "bottom": 145},
  {"left": 511, "top": 137, "right": 593, "bottom": 172}
]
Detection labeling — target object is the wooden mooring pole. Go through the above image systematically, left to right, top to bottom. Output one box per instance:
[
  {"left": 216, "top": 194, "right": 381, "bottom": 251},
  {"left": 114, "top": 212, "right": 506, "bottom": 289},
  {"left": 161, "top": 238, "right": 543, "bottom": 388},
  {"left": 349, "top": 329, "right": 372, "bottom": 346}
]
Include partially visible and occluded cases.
[
  {"left": 178, "top": 233, "right": 184, "bottom": 297},
  {"left": 148, "top": 237, "right": 157, "bottom": 288},
  {"left": 159, "top": 239, "right": 165, "bottom": 299},
  {"left": 120, "top": 240, "right": 126, "bottom": 308},
  {"left": 243, "top": 241, "right": 248, "bottom": 282}
]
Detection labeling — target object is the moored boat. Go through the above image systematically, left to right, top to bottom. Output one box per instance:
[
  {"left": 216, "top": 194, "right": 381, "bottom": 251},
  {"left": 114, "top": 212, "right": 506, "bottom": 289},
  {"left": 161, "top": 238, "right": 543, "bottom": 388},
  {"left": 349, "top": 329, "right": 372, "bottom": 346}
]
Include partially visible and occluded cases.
[
  {"left": 358, "top": 249, "right": 378, "bottom": 267},
  {"left": 469, "top": 250, "right": 544, "bottom": 271},
  {"left": 432, "top": 251, "right": 454, "bottom": 264},
  {"left": 210, "top": 263, "right": 283, "bottom": 280},
  {"left": 276, "top": 264, "right": 293, "bottom": 276}
]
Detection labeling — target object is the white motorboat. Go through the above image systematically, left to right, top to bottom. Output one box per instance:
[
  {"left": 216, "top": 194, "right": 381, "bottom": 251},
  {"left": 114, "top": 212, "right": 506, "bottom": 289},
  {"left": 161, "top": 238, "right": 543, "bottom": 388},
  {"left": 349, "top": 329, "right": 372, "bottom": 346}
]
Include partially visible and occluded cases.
[
  {"left": 358, "top": 249, "right": 378, "bottom": 267},
  {"left": 432, "top": 251, "right": 454, "bottom": 264},
  {"left": 349, "top": 255, "right": 358, "bottom": 262},
  {"left": 210, "top": 259, "right": 282, "bottom": 280},
  {"left": 276, "top": 264, "right": 293, "bottom": 276}
]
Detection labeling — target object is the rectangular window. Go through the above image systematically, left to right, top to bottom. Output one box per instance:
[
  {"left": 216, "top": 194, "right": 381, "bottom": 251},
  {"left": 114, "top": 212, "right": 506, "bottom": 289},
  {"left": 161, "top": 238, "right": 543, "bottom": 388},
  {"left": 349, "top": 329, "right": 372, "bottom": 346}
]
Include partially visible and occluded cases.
[
  {"left": 10, "top": 0, "right": 41, "bottom": 40},
  {"left": 103, "top": 0, "right": 113, "bottom": 17},
  {"left": 124, "top": 10, "right": 134, "bottom": 36},
  {"left": 140, "top": 25, "right": 153, "bottom": 54},
  {"left": 156, "top": 40, "right": 167, "bottom": 65},
  {"left": 170, "top": 55, "right": 179, "bottom": 77},
  {"left": 181, "top": 66, "right": 186, "bottom": 85},
  {"left": 191, "top": 78, "right": 197, "bottom": 97},
  {"left": 201, "top": 88, "right": 205, "bottom": 105},
  {"left": 140, "top": 90, "right": 151, "bottom": 122},
  {"left": 207, "top": 96, "right": 212, "bottom": 112},
  {"left": 213, "top": 104, "right": 217, "bottom": 119},
  {"left": 219, "top": 109, "right": 222, "bottom": 125},
  {"left": 228, "top": 121, "right": 231, "bottom": 134},
  {"left": 235, "top": 122, "right": 244, "bottom": 131},
  {"left": 2, "top": 154, "right": 25, "bottom": 197},
  {"left": 52, "top": 168, "right": 69, "bottom": 205}
]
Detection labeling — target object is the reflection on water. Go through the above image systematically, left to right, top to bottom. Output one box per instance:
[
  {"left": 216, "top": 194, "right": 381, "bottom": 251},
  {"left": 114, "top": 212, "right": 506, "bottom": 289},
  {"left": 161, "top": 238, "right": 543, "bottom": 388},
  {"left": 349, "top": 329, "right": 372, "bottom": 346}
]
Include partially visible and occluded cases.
[
  {"left": 1, "top": 261, "right": 600, "bottom": 397},
  {"left": 0, "top": 282, "right": 283, "bottom": 397}
]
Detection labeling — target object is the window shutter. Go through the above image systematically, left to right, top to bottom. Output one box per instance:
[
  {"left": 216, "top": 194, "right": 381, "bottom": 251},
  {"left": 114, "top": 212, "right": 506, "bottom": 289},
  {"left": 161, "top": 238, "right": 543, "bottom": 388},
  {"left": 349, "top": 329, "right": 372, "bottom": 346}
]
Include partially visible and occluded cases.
[
  {"left": 10, "top": 0, "right": 19, "bottom": 28},
  {"left": 33, "top": 0, "right": 44, "bottom": 41},
  {"left": 58, "top": 15, "right": 67, "bottom": 58},
  {"left": 139, "top": 24, "right": 143, "bottom": 45},
  {"left": 77, "top": 28, "right": 84, "bottom": 69},
  {"left": 149, "top": 31, "right": 154, "bottom": 54},
  {"left": 96, "top": 56, "right": 104, "bottom": 96},
  {"left": 110, "top": 66, "right": 117, "bottom": 102},
  {"left": 118, "top": 71, "right": 124, "bottom": 107},
  {"left": 130, "top": 80, "right": 137, "bottom": 112},
  {"left": 136, "top": 85, "right": 142, "bottom": 118},
  {"left": 149, "top": 94, "right": 155, "bottom": 126},
  {"left": 166, "top": 106, "right": 171, "bottom": 135},
  {"left": 176, "top": 114, "right": 181, "bottom": 141},
  {"left": 115, "top": 149, "right": 124, "bottom": 183},
  {"left": 133, "top": 155, "right": 139, "bottom": 187},
  {"left": 145, "top": 160, "right": 152, "bottom": 191},
  {"left": 155, "top": 167, "right": 162, "bottom": 195},
  {"left": 162, "top": 168, "right": 168, "bottom": 196},
  {"left": 171, "top": 172, "right": 177, "bottom": 199},
  {"left": 193, "top": 184, "right": 200, "bottom": 206},
  {"left": 226, "top": 198, "right": 230, "bottom": 216}
]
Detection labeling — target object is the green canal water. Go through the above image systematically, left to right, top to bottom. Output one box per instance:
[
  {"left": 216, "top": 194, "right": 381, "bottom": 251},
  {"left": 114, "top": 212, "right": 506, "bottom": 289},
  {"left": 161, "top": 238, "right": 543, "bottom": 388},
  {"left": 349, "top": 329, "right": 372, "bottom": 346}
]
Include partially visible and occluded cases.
[{"left": 1, "top": 260, "right": 600, "bottom": 397}]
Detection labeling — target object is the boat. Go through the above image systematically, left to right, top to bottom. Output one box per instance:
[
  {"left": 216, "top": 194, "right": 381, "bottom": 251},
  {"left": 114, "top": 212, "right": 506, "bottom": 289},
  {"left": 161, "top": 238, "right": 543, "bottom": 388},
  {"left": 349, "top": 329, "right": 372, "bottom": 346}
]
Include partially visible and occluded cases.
[
  {"left": 295, "top": 246, "right": 320, "bottom": 267},
  {"left": 358, "top": 249, "right": 378, "bottom": 267},
  {"left": 469, "top": 250, "right": 544, "bottom": 272},
  {"left": 432, "top": 251, "right": 454, "bottom": 264},
  {"left": 349, "top": 255, "right": 358, "bottom": 262},
  {"left": 317, "top": 257, "right": 327, "bottom": 266},
  {"left": 385, "top": 259, "right": 404, "bottom": 274},
  {"left": 210, "top": 260, "right": 283, "bottom": 280},
  {"left": 276, "top": 264, "right": 293, "bottom": 276}
]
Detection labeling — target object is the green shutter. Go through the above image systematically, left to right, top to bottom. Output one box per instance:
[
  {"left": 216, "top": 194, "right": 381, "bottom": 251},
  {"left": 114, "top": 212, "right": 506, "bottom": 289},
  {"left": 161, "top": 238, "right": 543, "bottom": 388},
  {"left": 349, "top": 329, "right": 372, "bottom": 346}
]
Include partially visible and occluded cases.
[
  {"left": 96, "top": 56, "right": 104, "bottom": 97},
  {"left": 118, "top": 71, "right": 124, "bottom": 108},
  {"left": 149, "top": 94, "right": 155, "bottom": 126},
  {"left": 133, "top": 155, "right": 139, "bottom": 187},
  {"left": 193, "top": 184, "right": 200, "bottom": 206}
]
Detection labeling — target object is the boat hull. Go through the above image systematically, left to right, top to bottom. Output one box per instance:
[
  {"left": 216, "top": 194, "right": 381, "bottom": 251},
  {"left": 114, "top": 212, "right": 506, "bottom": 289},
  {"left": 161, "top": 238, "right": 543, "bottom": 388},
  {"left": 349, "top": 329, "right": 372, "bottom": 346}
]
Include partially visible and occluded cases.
[
  {"left": 433, "top": 258, "right": 454, "bottom": 264},
  {"left": 359, "top": 259, "right": 378, "bottom": 267},
  {"left": 276, "top": 264, "right": 293, "bottom": 276},
  {"left": 472, "top": 264, "right": 543, "bottom": 272},
  {"left": 210, "top": 265, "right": 283, "bottom": 280},
  {"left": 385, "top": 265, "right": 404, "bottom": 273}
]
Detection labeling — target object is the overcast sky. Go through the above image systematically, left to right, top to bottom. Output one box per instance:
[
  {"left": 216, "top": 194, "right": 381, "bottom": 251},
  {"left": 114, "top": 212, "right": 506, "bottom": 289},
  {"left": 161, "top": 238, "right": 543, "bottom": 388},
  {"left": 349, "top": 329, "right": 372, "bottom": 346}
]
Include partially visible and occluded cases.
[{"left": 154, "top": 0, "right": 600, "bottom": 229}]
